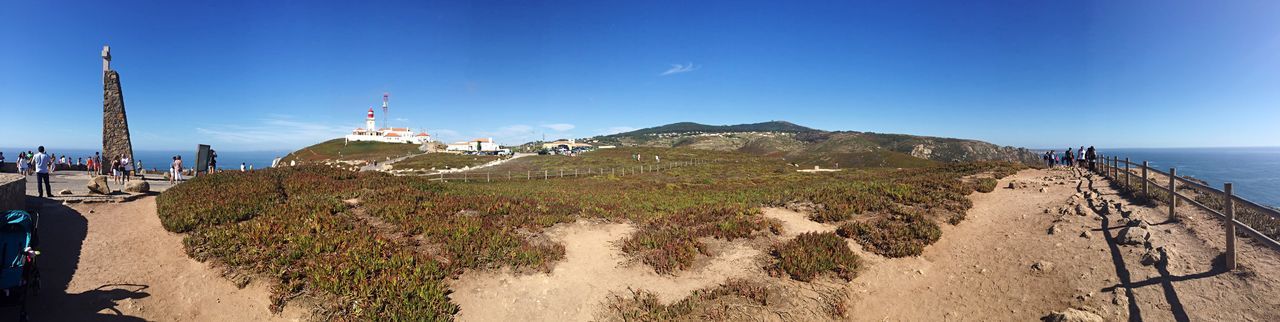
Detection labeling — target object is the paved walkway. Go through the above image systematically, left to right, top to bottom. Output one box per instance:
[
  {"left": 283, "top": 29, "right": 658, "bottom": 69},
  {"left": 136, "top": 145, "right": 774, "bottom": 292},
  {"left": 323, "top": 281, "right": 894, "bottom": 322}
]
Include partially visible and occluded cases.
[{"left": 18, "top": 171, "right": 177, "bottom": 197}]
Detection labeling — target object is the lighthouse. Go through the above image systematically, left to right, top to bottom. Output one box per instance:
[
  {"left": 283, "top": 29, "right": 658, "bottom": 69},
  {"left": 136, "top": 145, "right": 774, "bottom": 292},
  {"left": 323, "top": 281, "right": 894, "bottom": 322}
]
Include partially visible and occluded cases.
[{"left": 366, "top": 108, "right": 376, "bottom": 133}]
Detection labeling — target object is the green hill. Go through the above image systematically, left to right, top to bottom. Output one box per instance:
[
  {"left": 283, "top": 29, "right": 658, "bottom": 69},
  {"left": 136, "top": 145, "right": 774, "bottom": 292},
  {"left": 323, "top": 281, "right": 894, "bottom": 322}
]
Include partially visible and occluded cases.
[
  {"left": 589, "top": 121, "right": 1037, "bottom": 168},
  {"left": 281, "top": 139, "right": 422, "bottom": 164}
]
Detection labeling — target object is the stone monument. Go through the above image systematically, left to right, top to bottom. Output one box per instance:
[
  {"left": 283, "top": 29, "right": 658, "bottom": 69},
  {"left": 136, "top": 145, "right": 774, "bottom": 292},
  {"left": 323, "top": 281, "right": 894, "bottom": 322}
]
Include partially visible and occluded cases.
[{"left": 101, "top": 45, "right": 134, "bottom": 173}]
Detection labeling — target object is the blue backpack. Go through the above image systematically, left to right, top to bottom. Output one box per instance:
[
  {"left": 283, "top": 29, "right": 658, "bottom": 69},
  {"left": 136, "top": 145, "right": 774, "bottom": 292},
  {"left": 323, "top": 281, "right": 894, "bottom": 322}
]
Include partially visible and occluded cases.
[{"left": 0, "top": 210, "right": 33, "bottom": 290}]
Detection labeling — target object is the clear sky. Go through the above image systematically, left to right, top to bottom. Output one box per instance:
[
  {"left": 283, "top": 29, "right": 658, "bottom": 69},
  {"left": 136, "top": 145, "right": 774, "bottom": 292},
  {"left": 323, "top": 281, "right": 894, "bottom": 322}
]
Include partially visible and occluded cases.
[{"left": 2, "top": 0, "right": 1278, "bottom": 152}]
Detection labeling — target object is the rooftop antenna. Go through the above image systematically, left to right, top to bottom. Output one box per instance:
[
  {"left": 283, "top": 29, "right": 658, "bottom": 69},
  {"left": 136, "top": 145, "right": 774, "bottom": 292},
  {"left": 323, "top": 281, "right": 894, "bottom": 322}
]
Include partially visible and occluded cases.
[{"left": 382, "top": 92, "right": 390, "bottom": 130}]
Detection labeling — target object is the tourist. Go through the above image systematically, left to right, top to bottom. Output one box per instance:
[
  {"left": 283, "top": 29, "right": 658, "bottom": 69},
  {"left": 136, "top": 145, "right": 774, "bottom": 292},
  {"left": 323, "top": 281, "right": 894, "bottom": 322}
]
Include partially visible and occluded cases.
[
  {"left": 1076, "top": 146, "right": 1085, "bottom": 168},
  {"left": 1086, "top": 146, "right": 1097, "bottom": 171},
  {"left": 33, "top": 147, "right": 52, "bottom": 197},
  {"left": 1063, "top": 148, "right": 1073, "bottom": 167},
  {"left": 208, "top": 150, "right": 218, "bottom": 174},
  {"left": 0, "top": 152, "right": 5, "bottom": 167},
  {"left": 15, "top": 152, "right": 26, "bottom": 175},
  {"left": 93, "top": 152, "right": 102, "bottom": 174},
  {"left": 122, "top": 154, "right": 133, "bottom": 182},
  {"left": 86, "top": 156, "right": 95, "bottom": 175},
  {"left": 110, "top": 156, "right": 121, "bottom": 184},
  {"left": 171, "top": 156, "right": 183, "bottom": 183},
  {"left": 240, "top": 162, "right": 246, "bottom": 172},
  {"left": 248, "top": 164, "right": 254, "bottom": 171}
]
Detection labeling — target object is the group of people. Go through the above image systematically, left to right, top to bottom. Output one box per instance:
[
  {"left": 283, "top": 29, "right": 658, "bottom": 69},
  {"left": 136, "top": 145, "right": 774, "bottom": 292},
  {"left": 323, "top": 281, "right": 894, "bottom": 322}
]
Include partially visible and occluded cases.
[
  {"left": 1043, "top": 146, "right": 1098, "bottom": 169},
  {"left": 10, "top": 150, "right": 78, "bottom": 176}
]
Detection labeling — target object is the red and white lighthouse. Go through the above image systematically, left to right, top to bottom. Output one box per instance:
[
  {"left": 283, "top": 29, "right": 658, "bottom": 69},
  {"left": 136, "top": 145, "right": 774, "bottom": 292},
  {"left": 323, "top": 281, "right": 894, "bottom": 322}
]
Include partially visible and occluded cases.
[{"left": 366, "top": 107, "right": 376, "bottom": 132}]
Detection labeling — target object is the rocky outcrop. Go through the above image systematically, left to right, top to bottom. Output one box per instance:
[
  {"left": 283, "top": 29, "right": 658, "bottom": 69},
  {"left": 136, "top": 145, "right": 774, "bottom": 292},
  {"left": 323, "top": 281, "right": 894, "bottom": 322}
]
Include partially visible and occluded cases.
[
  {"left": 103, "top": 69, "right": 135, "bottom": 175},
  {"left": 87, "top": 176, "right": 111, "bottom": 195},
  {"left": 124, "top": 180, "right": 150, "bottom": 193},
  {"left": 1043, "top": 308, "right": 1104, "bottom": 322}
]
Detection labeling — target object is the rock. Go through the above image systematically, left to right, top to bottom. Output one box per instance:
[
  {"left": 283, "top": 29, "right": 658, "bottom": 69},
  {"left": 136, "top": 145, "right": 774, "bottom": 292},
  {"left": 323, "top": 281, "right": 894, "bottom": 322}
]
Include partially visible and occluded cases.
[
  {"left": 87, "top": 176, "right": 111, "bottom": 195},
  {"left": 124, "top": 180, "right": 150, "bottom": 193},
  {"left": 1007, "top": 182, "right": 1017, "bottom": 189},
  {"left": 1040, "top": 187, "right": 1047, "bottom": 193},
  {"left": 58, "top": 189, "right": 73, "bottom": 195},
  {"left": 1048, "top": 224, "right": 1061, "bottom": 235},
  {"left": 1118, "top": 227, "right": 1150, "bottom": 245},
  {"left": 1079, "top": 231, "right": 1091, "bottom": 239},
  {"left": 1140, "top": 248, "right": 1162, "bottom": 266},
  {"left": 1032, "top": 261, "right": 1055, "bottom": 272},
  {"left": 1043, "top": 308, "right": 1104, "bottom": 322}
]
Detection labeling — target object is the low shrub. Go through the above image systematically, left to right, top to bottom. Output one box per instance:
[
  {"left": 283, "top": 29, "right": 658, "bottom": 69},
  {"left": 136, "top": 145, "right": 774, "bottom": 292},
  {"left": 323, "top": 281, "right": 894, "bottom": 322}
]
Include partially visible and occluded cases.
[
  {"left": 976, "top": 177, "right": 998, "bottom": 193},
  {"left": 837, "top": 209, "right": 941, "bottom": 258},
  {"left": 771, "top": 232, "right": 860, "bottom": 282}
]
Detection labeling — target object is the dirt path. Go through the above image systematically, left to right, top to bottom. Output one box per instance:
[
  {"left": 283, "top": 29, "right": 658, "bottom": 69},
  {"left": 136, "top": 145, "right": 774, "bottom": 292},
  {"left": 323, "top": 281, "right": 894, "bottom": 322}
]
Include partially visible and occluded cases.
[
  {"left": 844, "top": 167, "right": 1280, "bottom": 321},
  {"left": 22, "top": 197, "right": 309, "bottom": 321},
  {"left": 450, "top": 220, "right": 761, "bottom": 322}
]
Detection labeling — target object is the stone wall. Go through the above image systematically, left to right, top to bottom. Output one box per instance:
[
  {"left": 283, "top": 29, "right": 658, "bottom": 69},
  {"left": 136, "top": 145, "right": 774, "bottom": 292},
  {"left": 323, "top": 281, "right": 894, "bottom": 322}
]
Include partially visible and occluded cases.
[
  {"left": 103, "top": 70, "right": 135, "bottom": 175},
  {"left": 0, "top": 162, "right": 14, "bottom": 173},
  {"left": 0, "top": 174, "right": 25, "bottom": 211}
]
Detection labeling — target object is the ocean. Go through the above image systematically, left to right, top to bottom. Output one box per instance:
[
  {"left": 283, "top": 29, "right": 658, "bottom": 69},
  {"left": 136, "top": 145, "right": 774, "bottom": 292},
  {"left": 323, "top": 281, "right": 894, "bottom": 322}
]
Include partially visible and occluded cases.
[
  {"left": 1, "top": 147, "right": 288, "bottom": 171},
  {"left": 1094, "top": 147, "right": 1280, "bottom": 208}
]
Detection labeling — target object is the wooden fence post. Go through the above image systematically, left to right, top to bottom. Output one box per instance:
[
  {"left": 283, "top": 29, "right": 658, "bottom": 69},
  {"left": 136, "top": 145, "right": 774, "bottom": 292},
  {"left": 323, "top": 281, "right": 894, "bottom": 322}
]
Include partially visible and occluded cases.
[
  {"left": 1124, "top": 157, "right": 1130, "bottom": 188},
  {"left": 1141, "top": 161, "right": 1149, "bottom": 196},
  {"left": 1169, "top": 168, "right": 1178, "bottom": 221},
  {"left": 544, "top": 170, "right": 548, "bottom": 180},
  {"left": 439, "top": 172, "right": 443, "bottom": 181},
  {"left": 463, "top": 172, "right": 468, "bottom": 182},
  {"left": 487, "top": 172, "right": 490, "bottom": 183},
  {"left": 1225, "top": 182, "right": 1237, "bottom": 270}
]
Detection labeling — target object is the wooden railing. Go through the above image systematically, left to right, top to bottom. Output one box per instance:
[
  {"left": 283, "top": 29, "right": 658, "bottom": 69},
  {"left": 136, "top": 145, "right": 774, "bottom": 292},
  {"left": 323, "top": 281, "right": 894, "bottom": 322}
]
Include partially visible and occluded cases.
[{"left": 1093, "top": 153, "right": 1280, "bottom": 270}]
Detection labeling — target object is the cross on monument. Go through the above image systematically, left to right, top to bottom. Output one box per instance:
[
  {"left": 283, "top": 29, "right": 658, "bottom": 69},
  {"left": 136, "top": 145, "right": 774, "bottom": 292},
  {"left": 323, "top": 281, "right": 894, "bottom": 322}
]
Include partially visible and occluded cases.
[{"left": 101, "top": 45, "right": 111, "bottom": 72}]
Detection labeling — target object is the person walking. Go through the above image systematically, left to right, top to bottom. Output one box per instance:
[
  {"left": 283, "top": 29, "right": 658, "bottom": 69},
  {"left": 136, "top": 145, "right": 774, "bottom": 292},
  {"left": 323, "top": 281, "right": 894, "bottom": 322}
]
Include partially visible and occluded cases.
[
  {"left": 1076, "top": 146, "right": 1085, "bottom": 168},
  {"left": 1086, "top": 146, "right": 1097, "bottom": 171},
  {"left": 33, "top": 147, "right": 52, "bottom": 197},
  {"left": 208, "top": 150, "right": 218, "bottom": 174}
]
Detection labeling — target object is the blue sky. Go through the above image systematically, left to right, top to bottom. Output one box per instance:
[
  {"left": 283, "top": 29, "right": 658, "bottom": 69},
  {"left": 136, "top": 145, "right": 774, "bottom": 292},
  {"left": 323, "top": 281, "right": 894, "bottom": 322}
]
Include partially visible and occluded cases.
[{"left": 2, "top": 0, "right": 1278, "bottom": 152}]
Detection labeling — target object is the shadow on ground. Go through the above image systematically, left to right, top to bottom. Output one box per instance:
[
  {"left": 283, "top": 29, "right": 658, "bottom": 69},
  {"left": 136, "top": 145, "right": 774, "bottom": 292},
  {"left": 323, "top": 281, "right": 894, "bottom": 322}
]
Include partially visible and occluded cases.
[{"left": 9, "top": 197, "right": 150, "bottom": 321}]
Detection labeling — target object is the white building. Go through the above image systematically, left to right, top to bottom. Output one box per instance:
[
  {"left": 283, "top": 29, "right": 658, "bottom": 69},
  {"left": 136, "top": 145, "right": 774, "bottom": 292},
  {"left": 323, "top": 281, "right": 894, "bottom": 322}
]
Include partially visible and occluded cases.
[
  {"left": 345, "top": 108, "right": 430, "bottom": 144},
  {"left": 446, "top": 138, "right": 500, "bottom": 153}
]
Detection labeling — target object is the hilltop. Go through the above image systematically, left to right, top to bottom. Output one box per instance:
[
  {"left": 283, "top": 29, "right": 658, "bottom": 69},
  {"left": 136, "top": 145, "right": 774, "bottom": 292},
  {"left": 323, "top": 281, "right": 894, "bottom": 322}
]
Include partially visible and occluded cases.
[{"left": 586, "top": 121, "right": 1039, "bottom": 168}]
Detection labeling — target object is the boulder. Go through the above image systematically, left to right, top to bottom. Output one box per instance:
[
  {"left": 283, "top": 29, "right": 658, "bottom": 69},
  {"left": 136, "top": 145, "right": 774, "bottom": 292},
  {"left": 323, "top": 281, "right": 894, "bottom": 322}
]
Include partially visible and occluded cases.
[
  {"left": 87, "top": 176, "right": 111, "bottom": 195},
  {"left": 124, "top": 180, "right": 150, "bottom": 193},
  {"left": 58, "top": 189, "right": 73, "bottom": 195},
  {"left": 1118, "top": 227, "right": 1150, "bottom": 245},
  {"left": 1043, "top": 308, "right": 1104, "bottom": 322}
]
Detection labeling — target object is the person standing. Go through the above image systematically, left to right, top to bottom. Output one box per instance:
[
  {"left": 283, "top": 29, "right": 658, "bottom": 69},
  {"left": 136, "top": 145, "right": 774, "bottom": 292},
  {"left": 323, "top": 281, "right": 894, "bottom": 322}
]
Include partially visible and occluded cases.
[
  {"left": 33, "top": 147, "right": 52, "bottom": 197},
  {"left": 208, "top": 150, "right": 218, "bottom": 174},
  {"left": 15, "top": 152, "right": 26, "bottom": 175},
  {"left": 122, "top": 154, "right": 133, "bottom": 182},
  {"left": 110, "top": 156, "right": 121, "bottom": 184},
  {"left": 171, "top": 156, "right": 182, "bottom": 183},
  {"left": 240, "top": 162, "right": 246, "bottom": 172}
]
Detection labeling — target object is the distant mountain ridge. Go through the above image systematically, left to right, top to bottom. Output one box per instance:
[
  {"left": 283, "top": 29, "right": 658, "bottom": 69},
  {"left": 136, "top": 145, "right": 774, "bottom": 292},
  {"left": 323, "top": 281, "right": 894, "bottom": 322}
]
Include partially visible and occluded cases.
[
  {"left": 591, "top": 121, "right": 1038, "bottom": 167},
  {"left": 622, "top": 121, "right": 819, "bottom": 135}
]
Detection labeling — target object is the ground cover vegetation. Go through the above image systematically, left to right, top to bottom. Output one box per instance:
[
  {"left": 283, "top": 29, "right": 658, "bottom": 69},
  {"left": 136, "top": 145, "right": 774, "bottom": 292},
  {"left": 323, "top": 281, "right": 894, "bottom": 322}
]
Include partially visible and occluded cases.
[
  {"left": 280, "top": 138, "right": 422, "bottom": 164},
  {"left": 156, "top": 146, "right": 1019, "bottom": 320},
  {"left": 390, "top": 153, "right": 500, "bottom": 171}
]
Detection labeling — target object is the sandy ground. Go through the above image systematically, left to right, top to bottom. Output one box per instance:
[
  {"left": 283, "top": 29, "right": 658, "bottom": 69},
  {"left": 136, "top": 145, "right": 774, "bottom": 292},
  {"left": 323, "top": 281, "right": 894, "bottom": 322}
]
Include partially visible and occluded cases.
[
  {"left": 11, "top": 166, "right": 1277, "bottom": 321},
  {"left": 453, "top": 167, "right": 1280, "bottom": 321},
  {"left": 842, "top": 167, "right": 1280, "bottom": 321},
  {"left": 16, "top": 196, "right": 308, "bottom": 321},
  {"left": 450, "top": 221, "right": 762, "bottom": 322}
]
